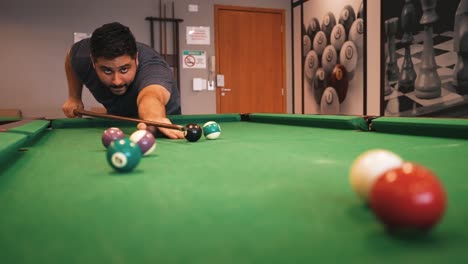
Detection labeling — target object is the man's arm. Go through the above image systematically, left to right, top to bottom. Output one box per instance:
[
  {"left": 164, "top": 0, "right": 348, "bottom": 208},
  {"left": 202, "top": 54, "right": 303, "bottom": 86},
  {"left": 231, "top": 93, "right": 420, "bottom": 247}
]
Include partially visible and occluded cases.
[
  {"left": 62, "top": 49, "right": 84, "bottom": 117},
  {"left": 137, "top": 85, "right": 185, "bottom": 139}
]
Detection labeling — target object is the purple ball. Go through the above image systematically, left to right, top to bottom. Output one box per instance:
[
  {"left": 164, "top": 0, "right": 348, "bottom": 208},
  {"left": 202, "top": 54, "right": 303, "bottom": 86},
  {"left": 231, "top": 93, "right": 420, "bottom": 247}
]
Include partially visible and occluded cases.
[
  {"left": 102, "top": 127, "right": 125, "bottom": 148},
  {"left": 130, "top": 130, "right": 156, "bottom": 156}
]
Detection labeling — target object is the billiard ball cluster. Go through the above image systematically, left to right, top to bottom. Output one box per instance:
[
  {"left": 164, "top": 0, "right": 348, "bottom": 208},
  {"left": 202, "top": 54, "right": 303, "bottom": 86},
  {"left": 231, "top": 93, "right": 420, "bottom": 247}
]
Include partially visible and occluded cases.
[
  {"left": 102, "top": 121, "right": 222, "bottom": 172},
  {"left": 184, "top": 121, "right": 222, "bottom": 142},
  {"left": 102, "top": 127, "right": 156, "bottom": 172},
  {"left": 349, "top": 149, "right": 446, "bottom": 232}
]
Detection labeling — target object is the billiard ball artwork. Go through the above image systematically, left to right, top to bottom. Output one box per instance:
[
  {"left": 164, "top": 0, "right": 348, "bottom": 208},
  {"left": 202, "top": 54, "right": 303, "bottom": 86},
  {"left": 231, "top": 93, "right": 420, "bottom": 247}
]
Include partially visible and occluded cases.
[
  {"left": 302, "top": 4, "right": 365, "bottom": 114},
  {"left": 338, "top": 5, "right": 356, "bottom": 38},
  {"left": 321, "top": 11, "right": 337, "bottom": 44},
  {"left": 306, "top": 17, "right": 320, "bottom": 46},
  {"left": 349, "top": 18, "right": 364, "bottom": 60},
  {"left": 330, "top": 24, "right": 346, "bottom": 53},
  {"left": 313, "top": 31, "right": 327, "bottom": 58},
  {"left": 303, "top": 35, "right": 312, "bottom": 56},
  {"left": 339, "top": 41, "right": 358, "bottom": 81},
  {"left": 321, "top": 45, "right": 338, "bottom": 76},
  {"left": 304, "top": 50, "right": 319, "bottom": 81},
  {"left": 329, "top": 64, "right": 349, "bottom": 103},
  {"left": 313, "top": 68, "right": 327, "bottom": 104},
  {"left": 320, "top": 87, "right": 340, "bottom": 114},
  {"left": 202, "top": 121, "right": 221, "bottom": 140},
  {"left": 184, "top": 123, "right": 202, "bottom": 142},
  {"left": 102, "top": 127, "right": 125, "bottom": 148},
  {"left": 130, "top": 129, "right": 156, "bottom": 156},
  {"left": 106, "top": 138, "right": 142, "bottom": 172},
  {"left": 349, "top": 149, "right": 403, "bottom": 201},
  {"left": 369, "top": 162, "right": 446, "bottom": 231}
]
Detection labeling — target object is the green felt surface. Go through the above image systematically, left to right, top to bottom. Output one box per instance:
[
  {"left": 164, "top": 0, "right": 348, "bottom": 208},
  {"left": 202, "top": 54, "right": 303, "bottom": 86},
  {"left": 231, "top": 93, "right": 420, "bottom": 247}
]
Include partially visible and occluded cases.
[
  {"left": 0, "top": 116, "right": 468, "bottom": 263},
  {"left": 0, "top": 133, "right": 28, "bottom": 167}
]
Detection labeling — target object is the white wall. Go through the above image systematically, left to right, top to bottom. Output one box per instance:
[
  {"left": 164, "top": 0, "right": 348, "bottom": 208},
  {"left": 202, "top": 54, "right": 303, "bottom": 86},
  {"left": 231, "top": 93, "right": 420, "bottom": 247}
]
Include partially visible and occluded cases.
[
  {"left": 0, "top": 0, "right": 290, "bottom": 118},
  {"left": 367, "top": 0, "right": 381, "bottom": 116}
]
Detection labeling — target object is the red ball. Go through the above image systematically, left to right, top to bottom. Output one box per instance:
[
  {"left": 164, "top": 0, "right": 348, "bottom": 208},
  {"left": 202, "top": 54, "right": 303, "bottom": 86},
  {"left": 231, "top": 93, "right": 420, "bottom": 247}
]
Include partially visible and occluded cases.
[{"left": 369, "top": 162, "right": 446, "bottom": 231}]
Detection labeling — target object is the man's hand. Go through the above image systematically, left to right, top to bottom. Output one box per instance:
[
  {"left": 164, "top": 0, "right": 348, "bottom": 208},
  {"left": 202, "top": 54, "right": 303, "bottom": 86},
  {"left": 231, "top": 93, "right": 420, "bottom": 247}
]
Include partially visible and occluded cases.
[
  {"left": 137, "top": 85, "right": 184, "bottom": 139},
  {"left": 62, "top": 98, "right": 84, "bottom": 117},
  {"left": 137, "top": 117, "right": 185, "bottom": 139}
]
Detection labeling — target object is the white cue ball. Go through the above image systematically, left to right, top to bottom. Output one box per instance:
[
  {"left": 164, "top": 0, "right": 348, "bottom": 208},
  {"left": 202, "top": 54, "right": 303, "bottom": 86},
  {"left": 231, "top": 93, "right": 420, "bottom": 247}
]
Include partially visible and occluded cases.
[{"left": 349, "top": 149, "right": 404, "bottom": 201}]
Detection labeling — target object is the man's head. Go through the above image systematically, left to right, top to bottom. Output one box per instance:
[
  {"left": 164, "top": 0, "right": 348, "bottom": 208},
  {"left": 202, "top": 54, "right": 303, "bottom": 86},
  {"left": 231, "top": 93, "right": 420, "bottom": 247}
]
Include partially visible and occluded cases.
[{"left": 90, "top": 22, "right": 138, "bottom": 95}]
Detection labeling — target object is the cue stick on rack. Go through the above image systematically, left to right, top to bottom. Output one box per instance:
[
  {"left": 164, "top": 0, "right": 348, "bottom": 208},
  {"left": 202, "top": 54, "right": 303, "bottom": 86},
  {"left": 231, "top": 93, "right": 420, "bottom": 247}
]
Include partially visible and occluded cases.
[
  {"left": 159, "top": 0, "right": 163, "bottom": 55},
  {"left": 172, "top": 1, "right": 177, "bottom": 77},
  {"left": 163, "top": 2, "right": 167, "bottom": 61},
  {"left": 73, "top": 109, "right": 186, "bottom": 131}
]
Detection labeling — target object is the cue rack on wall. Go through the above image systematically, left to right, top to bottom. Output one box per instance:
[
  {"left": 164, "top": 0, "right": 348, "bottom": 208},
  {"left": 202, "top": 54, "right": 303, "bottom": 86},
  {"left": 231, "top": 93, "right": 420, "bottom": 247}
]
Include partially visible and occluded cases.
[{"left": 145, "top": 0, "right": 184, "bottom": 93}]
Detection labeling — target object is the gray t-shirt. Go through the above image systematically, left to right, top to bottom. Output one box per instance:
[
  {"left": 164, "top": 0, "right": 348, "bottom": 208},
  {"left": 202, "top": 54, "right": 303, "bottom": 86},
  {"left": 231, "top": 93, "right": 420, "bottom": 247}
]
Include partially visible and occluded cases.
[{"left": 70, "top": 38, "right": 181, "bottom": 116}]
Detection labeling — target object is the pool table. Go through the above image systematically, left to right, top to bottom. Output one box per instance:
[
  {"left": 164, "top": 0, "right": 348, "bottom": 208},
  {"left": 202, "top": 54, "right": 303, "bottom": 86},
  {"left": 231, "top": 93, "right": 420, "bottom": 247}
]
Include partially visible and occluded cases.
[{"left": 1, "top": 114, "right": 468, "bottom": 263}]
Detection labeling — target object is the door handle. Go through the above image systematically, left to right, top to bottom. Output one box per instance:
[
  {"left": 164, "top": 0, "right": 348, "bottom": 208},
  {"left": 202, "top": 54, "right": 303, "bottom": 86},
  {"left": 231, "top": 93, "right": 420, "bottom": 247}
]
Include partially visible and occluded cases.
[{"left": 221, "top": 88, "right": 231, "bottom": 92}]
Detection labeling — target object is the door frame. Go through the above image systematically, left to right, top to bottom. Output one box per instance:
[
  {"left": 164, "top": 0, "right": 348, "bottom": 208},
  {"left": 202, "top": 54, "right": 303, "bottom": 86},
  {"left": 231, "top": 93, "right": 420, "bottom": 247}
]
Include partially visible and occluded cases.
[{"left": 214, "top": 5, "right": 287, "bottom": 113}]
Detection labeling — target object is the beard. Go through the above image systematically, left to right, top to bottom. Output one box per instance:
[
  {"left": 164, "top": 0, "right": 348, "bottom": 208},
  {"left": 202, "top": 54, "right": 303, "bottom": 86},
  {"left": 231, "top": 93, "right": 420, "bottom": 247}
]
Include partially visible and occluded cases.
[{"left": 108, "top": 84, "right": 129, "bottom": 95}]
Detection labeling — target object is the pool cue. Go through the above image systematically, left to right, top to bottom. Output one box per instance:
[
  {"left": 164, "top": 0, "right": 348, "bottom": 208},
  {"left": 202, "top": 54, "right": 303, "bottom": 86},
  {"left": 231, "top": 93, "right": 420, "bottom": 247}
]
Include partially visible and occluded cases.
[{"left": 73, "top": 109, "right": 186, "bottom": 131}]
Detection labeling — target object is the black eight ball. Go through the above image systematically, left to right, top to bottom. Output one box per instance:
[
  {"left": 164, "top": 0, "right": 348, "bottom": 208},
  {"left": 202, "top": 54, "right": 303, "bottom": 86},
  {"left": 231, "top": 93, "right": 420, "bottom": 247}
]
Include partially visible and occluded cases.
[{"left": 184, "top": 123, "right": 202, "bottom": 142}]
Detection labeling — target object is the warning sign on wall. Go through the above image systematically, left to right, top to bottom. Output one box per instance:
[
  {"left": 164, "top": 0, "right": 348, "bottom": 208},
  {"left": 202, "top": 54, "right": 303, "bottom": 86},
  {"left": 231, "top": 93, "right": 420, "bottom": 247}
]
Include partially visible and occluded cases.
[
  {"left": 186, "top": 26, "right": 210, "bottom": 45},
  {"left": 182, "top": 50, "right": 207, "bottom": 69}
]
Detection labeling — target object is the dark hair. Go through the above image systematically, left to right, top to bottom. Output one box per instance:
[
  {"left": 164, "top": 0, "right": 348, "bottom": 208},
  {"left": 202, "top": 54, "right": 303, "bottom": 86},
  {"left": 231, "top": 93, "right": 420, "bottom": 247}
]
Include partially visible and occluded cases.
[{"left": 90, "top": 22, "right": 137, "bottom": 60}]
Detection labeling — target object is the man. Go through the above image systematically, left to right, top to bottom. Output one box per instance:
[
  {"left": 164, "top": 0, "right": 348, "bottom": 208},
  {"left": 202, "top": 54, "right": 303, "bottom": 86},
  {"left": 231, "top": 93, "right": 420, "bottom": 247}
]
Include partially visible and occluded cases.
[{"left": 62, "top": 22, "right": 185, "bottom": 139}]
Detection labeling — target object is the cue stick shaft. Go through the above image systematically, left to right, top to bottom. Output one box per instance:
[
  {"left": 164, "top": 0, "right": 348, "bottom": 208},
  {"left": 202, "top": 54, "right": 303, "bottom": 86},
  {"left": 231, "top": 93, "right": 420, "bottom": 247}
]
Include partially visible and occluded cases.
[{"left": 73, "top": 109, "right": 185, "bottom": 131}]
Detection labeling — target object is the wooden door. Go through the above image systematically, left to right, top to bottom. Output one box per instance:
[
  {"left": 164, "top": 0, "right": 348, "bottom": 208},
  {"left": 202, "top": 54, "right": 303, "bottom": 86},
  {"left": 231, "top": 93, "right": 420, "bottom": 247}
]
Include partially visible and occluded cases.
[{"left": 215, "top": 5, "right": 286, "bottom": 113}]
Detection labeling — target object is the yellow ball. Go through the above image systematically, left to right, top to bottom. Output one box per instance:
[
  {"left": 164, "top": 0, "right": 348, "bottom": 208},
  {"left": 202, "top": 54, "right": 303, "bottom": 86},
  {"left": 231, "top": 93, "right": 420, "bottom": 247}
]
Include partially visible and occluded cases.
[{"left": 349, "top": 149, "right": 403, "bottom": 201}]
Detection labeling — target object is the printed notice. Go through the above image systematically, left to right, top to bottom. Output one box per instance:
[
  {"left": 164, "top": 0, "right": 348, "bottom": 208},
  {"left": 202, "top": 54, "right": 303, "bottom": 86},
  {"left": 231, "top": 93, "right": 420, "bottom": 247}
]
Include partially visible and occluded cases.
[{"left": 186, "top": 26, "right": 210, "bottom": 45}]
